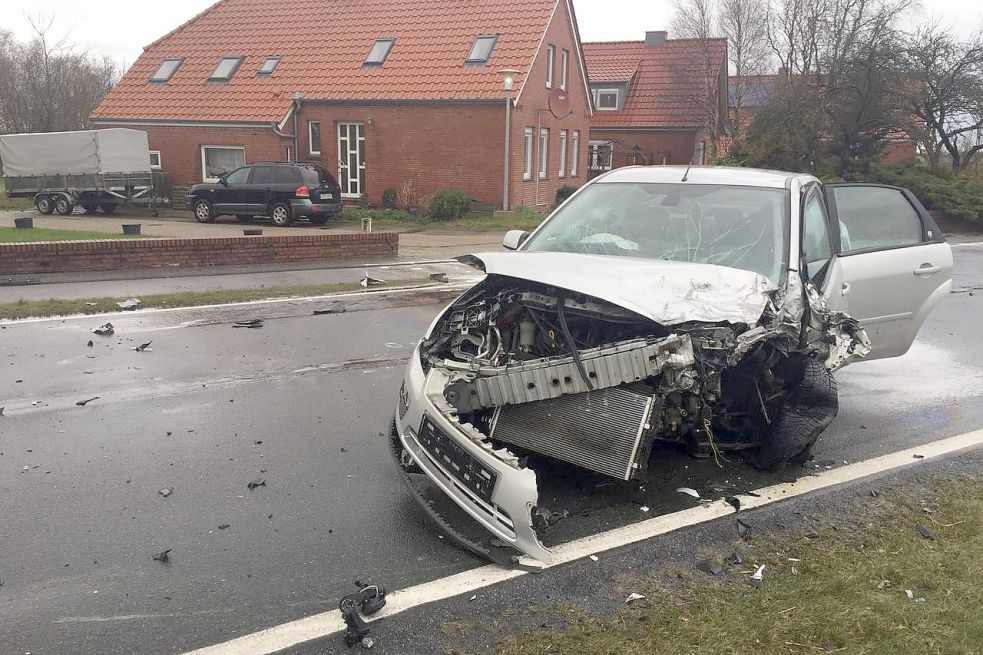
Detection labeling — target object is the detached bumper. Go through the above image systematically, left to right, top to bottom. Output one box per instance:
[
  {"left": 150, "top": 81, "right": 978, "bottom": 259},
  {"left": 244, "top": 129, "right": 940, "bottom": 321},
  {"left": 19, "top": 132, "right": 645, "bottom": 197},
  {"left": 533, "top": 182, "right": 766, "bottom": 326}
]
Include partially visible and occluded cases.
[{"left": 391, "top": 345, "right": 551, "bottom": 566}]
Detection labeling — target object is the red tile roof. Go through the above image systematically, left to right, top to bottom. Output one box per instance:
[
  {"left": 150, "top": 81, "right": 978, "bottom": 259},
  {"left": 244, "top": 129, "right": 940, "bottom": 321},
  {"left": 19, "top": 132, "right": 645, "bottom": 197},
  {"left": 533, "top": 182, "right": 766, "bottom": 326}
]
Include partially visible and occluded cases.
[
  {"left": 92, "top": 0, "right": 560, "bottom": 123},
  {"left": 583, "top": 38, "right": 727, "bottom": 128}
]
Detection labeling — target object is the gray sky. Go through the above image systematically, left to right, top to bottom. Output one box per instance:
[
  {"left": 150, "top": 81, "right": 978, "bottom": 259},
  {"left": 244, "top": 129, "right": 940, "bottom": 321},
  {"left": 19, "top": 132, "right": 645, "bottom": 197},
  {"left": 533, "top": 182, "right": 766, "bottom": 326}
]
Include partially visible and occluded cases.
[{"left": 3, "top": 0, "right": 982, "bottom": 68}]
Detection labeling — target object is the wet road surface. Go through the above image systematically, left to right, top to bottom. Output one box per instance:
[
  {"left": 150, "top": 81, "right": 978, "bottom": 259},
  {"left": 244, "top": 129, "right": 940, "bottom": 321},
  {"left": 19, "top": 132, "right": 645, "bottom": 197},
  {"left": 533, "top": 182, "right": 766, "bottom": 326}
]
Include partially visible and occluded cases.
[{"left": 1, "top": 243, "right": 982, "bottom": 654}]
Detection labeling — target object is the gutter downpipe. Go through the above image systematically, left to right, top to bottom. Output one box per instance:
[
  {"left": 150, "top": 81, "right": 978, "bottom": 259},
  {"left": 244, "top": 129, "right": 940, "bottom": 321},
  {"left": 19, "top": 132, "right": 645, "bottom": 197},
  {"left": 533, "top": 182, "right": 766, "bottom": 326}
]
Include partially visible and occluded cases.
[{"left": 272, "top": 94, "right": 302, "bottom": 161}]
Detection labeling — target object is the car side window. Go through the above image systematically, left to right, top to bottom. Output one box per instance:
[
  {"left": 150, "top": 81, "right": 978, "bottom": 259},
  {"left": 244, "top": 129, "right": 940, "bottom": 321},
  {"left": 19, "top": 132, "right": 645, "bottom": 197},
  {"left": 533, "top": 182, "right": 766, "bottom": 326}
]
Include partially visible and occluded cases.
[
  {"left": 250, "top": 166, "right": 273, "bottom": 185},
  {"left": 271, "top": 166, "right": 299, "bottom": 184},
  {"left": 225, "top": 167, "right": 251, "bottom": 185},
  {"left": 828, "top": 186, "right": 923, "bottom": 253},
  {"left": 802, "top": 189, "right": 833, "bottom": 283}
]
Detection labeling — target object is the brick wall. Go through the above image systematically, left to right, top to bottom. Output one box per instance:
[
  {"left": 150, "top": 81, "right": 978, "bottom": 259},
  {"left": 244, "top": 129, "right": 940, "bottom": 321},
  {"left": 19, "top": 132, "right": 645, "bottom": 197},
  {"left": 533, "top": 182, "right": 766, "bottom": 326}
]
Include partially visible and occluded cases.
[
  {"left": 589, "top": 128, "right": 699, "bottom": 169},
  {"left": 0, "top": 232, "right": 398, "bottom": 275}
]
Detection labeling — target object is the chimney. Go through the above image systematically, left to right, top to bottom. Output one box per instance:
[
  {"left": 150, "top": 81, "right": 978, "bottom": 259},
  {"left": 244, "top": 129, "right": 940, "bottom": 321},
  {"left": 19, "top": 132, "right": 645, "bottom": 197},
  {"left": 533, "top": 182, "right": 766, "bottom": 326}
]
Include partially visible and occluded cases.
[{"left": 645, "top": 31, "right": 667, "bottom": 46}]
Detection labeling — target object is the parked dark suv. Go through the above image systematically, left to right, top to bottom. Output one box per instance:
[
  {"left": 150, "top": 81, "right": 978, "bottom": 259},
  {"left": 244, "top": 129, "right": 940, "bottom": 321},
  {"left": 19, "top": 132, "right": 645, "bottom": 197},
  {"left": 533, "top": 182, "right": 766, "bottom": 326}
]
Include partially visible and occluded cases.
[{"left": 186, "top": 162, "right": 342, "bottom": 226}]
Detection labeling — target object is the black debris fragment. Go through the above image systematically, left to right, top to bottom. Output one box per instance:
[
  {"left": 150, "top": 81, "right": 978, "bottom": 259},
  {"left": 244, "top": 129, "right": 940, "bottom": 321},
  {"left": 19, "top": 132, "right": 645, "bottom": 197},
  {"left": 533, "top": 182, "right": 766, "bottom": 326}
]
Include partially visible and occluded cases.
[
  {"left": 429, "top": 272, "right": 449, "bottom": 283},
  {"left": 117, "top": 298, "right": 141, "bottom": 311},
  {"left": 313, "top": 305, "right": 346, "bottom": 315},
  {"left": 233, "top": 319, "right": 264, "bottom": 329},
  {"left": 93, "top": 323, "right": 115, "bottom": 336},
  {"left": 87, "top": 340, "right": 94, "bottom": 347},
  {"left": 133, "top": 341, "right": 153, "bottom": 352},
  {"left": 75, "top": 397, "right": 100, "bottom": 406},
  {"left": 0, "top": 407, "right": 4, "bottom": 417},
  {"left": 913, "top": 454, "right": 925, "bottom": 459},
  {"left": 247, "top": 479, "right": 266, "bottom": 490},
  {"left": 725, "top": 496, "right": 741, "bottom": 512},
  {"left": 737, "top": 519, "right": 752, "bottom": 541},
  {"left": 915, "top": 523, "right": 935, "bottom": 540},
  {"left": 218, "top": 524, "right": 230, "bottom": 530},
  {"left": 804, "top": 529, "right": 820, "bottom": 540},
  {"left": 152, "top": 549, "right": 172, "bottom": 562},
  {"left": 725, "top": 551, "right": 743, "bottom": 566},
  {"left": 697, "top": 559, "right": 725, "bottom": 577},
  {"left": 339, "top": 580, "right": 388, "bottom": 648}
]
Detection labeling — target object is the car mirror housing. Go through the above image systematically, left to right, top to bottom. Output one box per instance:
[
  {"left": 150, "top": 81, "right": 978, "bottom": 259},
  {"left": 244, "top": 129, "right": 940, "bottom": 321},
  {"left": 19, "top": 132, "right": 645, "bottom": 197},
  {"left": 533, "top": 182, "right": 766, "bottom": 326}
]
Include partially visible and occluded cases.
[{"left": 503, "top": 230, "right": 529, "bottom": 250}]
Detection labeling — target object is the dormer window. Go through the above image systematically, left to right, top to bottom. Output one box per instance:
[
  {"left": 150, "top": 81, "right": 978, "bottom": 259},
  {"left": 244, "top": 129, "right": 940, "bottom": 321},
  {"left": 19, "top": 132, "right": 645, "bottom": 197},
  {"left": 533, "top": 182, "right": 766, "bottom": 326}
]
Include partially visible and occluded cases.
[
  {"left": 465, "top": 34, "right": 498, "bottom": 64},
  {"left": 364, "top": 38, "right": 395, "bottom": 66},
  {"left": 209, "top": 56, "right": 243, "bottom": 82},
  {"left": 256, "top": 56, "right": 281, "bottom": 76},
  {"left": 149, "top": 57, "right": 183, "bottom": 83},
  {"left": 592, "top": 87, "right": 622, "bottom": 110}
]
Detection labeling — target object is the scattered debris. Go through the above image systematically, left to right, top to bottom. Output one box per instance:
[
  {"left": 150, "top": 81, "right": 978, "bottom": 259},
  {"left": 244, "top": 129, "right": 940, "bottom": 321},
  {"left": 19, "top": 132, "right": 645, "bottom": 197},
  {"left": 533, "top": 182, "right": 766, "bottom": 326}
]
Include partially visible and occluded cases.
[
  {"left": 429, "top": 272, "right": 449, "bottom": 283},
  {"left": 361, "top": 273, "right": 385, "bottom": 287},
  {"left": 117, "top": 298, "right": 141, "bottom": 311},
  {"left": 313, "top": 305, "right": 347, "bottom": 315},
  {"left": 233, "top": 319, "right": 264, "bottom": 329},
  {"left": 93, "top": 323, "right": 115, "bottom": 336},
  {"left": 87, "top": 340, "right": 94, "bottom": 347},
  {"left": 133, "top": 341, "right": 153, "bottom": 352},
  {"left": 75, "top": 397, "right": 100, "bottom": 406},
  {"left": 0, "top": 407, "right": 4, "bottom": 417},
  {"left": 913, "top": 454, "right": 925, "bottom": 459},
  {"left": 247, "top": 479, "right": 266, "bottom": 490},
  {"left": 676, "top": 487, "right": 700, "bottom": 499},
  {"left": 159, "top": 488, "right": 172, "bottom": 498},
  {"left": 869, "top": 489, "right": 878, "bottom": 498},
  {"left": 725, "top": 496, "right": 741, "bottom": 512},
  {"left": 639, "top": 505, "right": 650, "bottom": 513},
  {"left": 922, "top": 507, "right": 934, "bottom": 514},
  {"left": 737, "top": 519, "right": 752, "bottom": 541},
  {"left": 915, "top": 523, "right": 935, "bottom": 540},
  {"left": 218, "top": 524, "right": 230, "bottom": 530},
  {"left": 803, "top": 529, "right": 820, "bottom": 540},
  {"left": 152, "top": 549, "right": 172, "bottom": 562},
  {"left": 725, "top": 551, "right": 743, "bottom": 566},
  {"left": 588, "top": 554, "right": 599, "bottom": 562},
  {"left": 697, "top": 559, "right": 725, "bottom": 577},
  {"left": 749, "top": 564, "right": 766, "bottom": 588},
  {"left": 877, "top": 579, "right": 891, "bottom": 589},
  {"left": 339, "top": 580, "right": 388, "bottom": 648},
  {"left": 905, "top": 589, "right": 914, "bottom": 599},
  {"left": 625, "top": 592, "right": 646, "bottom": 603},
  {"left": 468, "top": 594, "right": 477, "bottom": 602},
  {"left": 361, "top": 636, "right": 375, "bottom": 649}
]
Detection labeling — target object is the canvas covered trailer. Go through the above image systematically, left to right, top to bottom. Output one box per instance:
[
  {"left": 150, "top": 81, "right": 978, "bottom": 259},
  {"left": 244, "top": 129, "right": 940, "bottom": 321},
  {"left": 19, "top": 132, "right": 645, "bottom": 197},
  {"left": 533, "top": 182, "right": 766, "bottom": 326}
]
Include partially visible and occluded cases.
[{"left": 0, "top": 128, "right": 156, "bottom": 215}]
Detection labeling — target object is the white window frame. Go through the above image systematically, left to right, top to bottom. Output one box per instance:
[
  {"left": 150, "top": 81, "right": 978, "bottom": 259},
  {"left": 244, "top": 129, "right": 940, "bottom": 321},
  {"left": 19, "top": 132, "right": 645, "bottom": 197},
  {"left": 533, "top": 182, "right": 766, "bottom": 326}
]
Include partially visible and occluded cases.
[
  {"left": 466, "top": 34, "right": 498, "bottom": 64},
  {"left": 364, "top": 38, "right": 395, "bottom": 66},
  {"left": 545, "top": 45, "right": 555, "bottom": 89},
  {"left": 560, "top": 49, "right": 569, "bottom": 91},
  {"left": 208, "top": 56, "right": 243, "bottom": 82},
  {"left": 256, "top": 56, "right": 281, "bottom": 76},
  {"left": 149, "top": 57, "right": 182, "bottom": 83},
  {"left": 596, "top": 88, "right": 620, "bottom": 110},
  {"left": 309, "top": 120, "right": 321, "bottom": 156},
  {"left": 337, "top": 122, "right": 366, "bottom": 198},
  {"left": 523, "top": 127, "right": 534, "bottom": 181},
  {"left": 539, "top": 128, "right": 549, "bottom": 179},
  {"left": 558, "top": 130, "right": 567, "bottom": 177},
  {"left": 571, "top": 130, "right": 579, "bottom": 177},
  {"left": 200, "top": 145, "right": 245, "bottom": 182},
  {"left": 148, "top": 150, "right": 162, "bottom": 170}
]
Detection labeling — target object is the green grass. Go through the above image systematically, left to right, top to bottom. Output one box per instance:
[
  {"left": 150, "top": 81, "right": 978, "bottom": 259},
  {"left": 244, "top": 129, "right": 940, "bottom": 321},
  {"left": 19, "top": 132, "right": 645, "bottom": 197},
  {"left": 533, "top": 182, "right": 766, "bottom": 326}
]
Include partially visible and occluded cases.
[
  {"left": 0, "top": 179, "right": 32, "bottom": 211},
  {"left": 0, "top": 227, "right": 156, "bottom": 243},
  {"left": 0, "top": 277, "right": 438, "bottom": 320},
  {"left": 495, "top": 477, "right": 983, "bottom": 655}
]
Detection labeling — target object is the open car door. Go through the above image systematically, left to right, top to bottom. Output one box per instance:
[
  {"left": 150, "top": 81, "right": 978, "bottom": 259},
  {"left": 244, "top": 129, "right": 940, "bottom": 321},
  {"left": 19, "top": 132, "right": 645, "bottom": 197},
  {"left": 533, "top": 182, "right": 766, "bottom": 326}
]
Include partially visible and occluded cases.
[{"left": 820, "top": 183, "right": 952, "bottom": 361}]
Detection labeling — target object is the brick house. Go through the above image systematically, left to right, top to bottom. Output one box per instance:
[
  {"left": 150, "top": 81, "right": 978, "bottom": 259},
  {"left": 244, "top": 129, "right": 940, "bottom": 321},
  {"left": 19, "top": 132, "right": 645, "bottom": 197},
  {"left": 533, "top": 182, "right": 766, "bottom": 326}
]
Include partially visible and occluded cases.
[
  {"left": 90, "top": 0, "right": 593, "bottom": 211},
  {"left": 582, "top": 32, "right": 727, "bottom": 177}
]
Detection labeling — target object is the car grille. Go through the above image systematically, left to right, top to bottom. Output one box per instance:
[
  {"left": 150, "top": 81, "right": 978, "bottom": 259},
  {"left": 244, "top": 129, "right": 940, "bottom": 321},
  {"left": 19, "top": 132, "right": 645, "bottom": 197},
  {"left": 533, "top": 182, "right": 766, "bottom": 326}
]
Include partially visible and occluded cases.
[{"left": 418, "top": 415, "right": 498, "bottom": 503}]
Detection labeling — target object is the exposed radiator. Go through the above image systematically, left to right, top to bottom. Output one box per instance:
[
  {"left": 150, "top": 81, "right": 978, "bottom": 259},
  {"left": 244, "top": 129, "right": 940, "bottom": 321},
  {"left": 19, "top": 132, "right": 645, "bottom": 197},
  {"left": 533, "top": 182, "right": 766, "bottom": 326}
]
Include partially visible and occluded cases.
[{"left": 490, "top": 387, "right": 655, "bottom": 481}]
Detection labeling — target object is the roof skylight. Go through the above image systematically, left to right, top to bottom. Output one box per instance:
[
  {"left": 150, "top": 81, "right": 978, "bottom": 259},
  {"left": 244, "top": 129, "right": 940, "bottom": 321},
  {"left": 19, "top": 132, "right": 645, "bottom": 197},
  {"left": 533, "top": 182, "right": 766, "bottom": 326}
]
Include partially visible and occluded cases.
[
  {"left": 465, "top": 34, "right": 498, "bottom": 64},
  {"left": 364, "top": 38, "right": 395, "bottom": 66},
  {"left": 209, "top": 56, "right": 243, "bottom": 82},
  {"left": 149, "top": 57, "right": 183, "bottom": 83}
]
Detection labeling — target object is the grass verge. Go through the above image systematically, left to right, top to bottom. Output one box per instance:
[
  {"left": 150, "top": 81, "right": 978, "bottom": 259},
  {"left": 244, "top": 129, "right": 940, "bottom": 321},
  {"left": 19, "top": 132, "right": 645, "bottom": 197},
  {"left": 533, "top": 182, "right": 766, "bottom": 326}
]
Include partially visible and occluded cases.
[
  {"left": 0, "top": 180, "right": 31, "bottom": 211},
  {"left": 0, "top": 227, "right": 156, "bottom": 243},
  {"left": 0, "top": 277, "right": 439, "bottom": 320},
  {"left": 495, "top": 476, "right": 983, "bottom": 655}
]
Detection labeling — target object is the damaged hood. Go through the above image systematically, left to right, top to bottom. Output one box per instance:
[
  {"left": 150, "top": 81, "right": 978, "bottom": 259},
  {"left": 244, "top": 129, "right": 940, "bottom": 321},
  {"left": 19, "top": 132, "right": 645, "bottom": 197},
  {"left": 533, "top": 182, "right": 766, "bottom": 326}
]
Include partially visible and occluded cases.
[{"left": 459, "top": 251, "right": 775, "bottom": 326}]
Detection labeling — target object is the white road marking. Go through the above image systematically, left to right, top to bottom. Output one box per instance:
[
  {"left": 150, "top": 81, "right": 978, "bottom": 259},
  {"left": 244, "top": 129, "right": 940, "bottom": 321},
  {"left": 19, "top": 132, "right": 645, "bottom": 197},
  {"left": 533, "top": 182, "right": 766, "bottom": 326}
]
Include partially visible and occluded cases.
[{"left": 182, "top": 428, "right": 983, "bottom": 655}]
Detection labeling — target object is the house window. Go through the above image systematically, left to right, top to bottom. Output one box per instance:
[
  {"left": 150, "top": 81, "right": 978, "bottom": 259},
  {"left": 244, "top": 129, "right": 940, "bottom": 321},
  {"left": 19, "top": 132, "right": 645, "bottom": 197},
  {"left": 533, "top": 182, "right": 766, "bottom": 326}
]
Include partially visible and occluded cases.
[
  {"left": 466, "top": 34, "right": 498, "bottom": 64},
  {"left": 364, "top": 38, "right": 395, "bottom": 66},
  {"left": 545, "top": 45, "right": 555, "bottom": 88},
  {"left": 560, "top": 49, "right": 569, "bottom": 91},
  {"left": 209, "top": 56, "right": 243, "bottom": 82},
  {"left": 257, "top": 56, "right": 281, "bottom": 76},
  {"left": 149, "top": 57, "right": 182, "bottom": 83},
  {"left": 596, "top": 88, "right": 620, "bottom": 110},
  {"left": 309, "top": 120, "right": 321, "bottom": 156},
  {"left": 523, "top": 127, "right": 533, "bottom": 181},
  {"left": 539, "top": 128, "right": 549, "bottom": 179},
  {"left": 558, "top": 130, "right": 567, "bottom": 177},
  {"left": 571, "top": 131, "right": 580, "bottom": 177},
  {"left": 200, "top": 146, "right": 245, "bottom": 182},
  {"left": 148, "top": 150, "right": 162, "bottom": 170}
]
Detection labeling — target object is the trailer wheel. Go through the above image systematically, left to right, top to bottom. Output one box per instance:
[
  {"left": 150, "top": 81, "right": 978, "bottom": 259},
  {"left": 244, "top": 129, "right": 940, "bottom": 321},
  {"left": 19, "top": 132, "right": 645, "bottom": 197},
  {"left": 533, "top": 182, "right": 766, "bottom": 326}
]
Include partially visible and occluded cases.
[
  {"left": 36, "top": 195, "right": 55, "bottom": 215},
  {"left": 54, "top": 196, "right": 74, "bottom": 215},
  {"left": 193, "top": 199, "right": 215, "bottom": 223},
  {"left": 100, "top": 204, "right": 117, "bottom": 215}
]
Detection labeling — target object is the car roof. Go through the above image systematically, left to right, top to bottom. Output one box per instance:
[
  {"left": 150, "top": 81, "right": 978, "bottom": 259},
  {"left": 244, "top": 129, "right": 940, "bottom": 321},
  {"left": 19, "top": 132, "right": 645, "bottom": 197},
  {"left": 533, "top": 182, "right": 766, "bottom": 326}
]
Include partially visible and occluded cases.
[{"left": 595, "top": 165, "right": 818, "bottom": 189}]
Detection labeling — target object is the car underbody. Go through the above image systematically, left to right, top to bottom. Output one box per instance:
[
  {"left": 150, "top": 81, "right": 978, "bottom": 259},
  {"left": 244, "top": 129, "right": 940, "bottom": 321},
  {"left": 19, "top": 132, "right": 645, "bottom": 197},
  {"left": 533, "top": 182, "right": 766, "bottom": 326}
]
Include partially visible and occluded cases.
[{"left": 391, "top": 255, "right": 872, "bottom": 567}]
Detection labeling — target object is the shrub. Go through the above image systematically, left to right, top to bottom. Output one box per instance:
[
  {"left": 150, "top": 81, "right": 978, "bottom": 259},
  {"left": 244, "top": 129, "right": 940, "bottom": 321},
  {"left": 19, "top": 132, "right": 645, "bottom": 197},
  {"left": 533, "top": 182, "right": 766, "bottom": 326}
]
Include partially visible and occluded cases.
[
  {"left": 854, "top": 161, "right": 983, "bottom": 225},
  {"left": 555, "top": 185, "right": 578, "bottom": 206},
  {"left": 381, "top": 186, "right": 398, "bottom": 208},
  {"left": 426, "top": 188, "right": 471, "bottom": 221}
]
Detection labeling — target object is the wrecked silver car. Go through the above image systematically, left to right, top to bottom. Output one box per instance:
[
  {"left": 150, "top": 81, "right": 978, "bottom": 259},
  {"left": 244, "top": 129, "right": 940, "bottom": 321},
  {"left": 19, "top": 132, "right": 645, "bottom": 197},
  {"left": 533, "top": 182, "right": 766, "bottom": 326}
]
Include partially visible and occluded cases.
[{"left": 389, "top": 166, "right": 953, "bottom": 567}]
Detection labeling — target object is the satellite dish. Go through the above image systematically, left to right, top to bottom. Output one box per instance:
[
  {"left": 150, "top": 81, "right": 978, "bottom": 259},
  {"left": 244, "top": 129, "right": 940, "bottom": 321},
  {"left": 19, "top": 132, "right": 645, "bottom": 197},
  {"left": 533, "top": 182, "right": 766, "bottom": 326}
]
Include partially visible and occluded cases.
[{"left": 548, "top": 88, "right": 572, "bottom": 119}]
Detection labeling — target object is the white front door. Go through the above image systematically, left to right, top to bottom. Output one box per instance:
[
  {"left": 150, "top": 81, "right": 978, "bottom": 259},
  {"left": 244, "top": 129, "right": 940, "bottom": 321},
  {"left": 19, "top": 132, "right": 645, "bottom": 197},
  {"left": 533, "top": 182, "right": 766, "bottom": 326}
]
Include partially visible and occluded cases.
[{"left": 337, "top": 122, "right": 365, "bottom": 198}]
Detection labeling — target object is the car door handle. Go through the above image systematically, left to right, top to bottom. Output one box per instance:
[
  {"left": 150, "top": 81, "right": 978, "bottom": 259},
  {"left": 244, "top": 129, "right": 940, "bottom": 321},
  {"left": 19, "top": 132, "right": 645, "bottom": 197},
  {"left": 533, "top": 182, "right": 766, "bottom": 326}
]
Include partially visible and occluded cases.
[
  {"left": 914, "top": 264, "right": 942, "bottom": 276},
  {"left": 841, "top": 282, "right": 850, "bottom": 296}
]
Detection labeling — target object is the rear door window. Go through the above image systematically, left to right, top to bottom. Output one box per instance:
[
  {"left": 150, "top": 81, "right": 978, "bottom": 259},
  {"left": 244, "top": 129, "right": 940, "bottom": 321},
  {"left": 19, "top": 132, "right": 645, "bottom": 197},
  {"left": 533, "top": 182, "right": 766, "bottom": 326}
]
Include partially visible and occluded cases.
[
  {"left": 249, "top": 166, "right": 273, "bottom": 185},
  {"left": 270, "top": 166, "right": 300, "bottom": 184},
  {"left": 224, "top": 167, "right": 251, "bottom": 185},
  {"left": 826, "top": 186, "right": 924, "bottom": 253}
]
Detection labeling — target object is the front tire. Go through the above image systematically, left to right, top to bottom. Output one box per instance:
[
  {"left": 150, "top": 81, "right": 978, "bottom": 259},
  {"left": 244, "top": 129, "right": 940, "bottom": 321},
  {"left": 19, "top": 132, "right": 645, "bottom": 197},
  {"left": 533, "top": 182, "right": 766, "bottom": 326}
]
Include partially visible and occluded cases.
[
  {"left": 36, "top": 195, "right": 54, "bottom": 215},
  {"left": 54, "top": 196, "right": 74, "bottom": 215},
  {"left": 193, "top": 199, "right": 215, "bottom": 223},
  {"left": 270, "top": 202, "right": 294, "bottom": 226}
]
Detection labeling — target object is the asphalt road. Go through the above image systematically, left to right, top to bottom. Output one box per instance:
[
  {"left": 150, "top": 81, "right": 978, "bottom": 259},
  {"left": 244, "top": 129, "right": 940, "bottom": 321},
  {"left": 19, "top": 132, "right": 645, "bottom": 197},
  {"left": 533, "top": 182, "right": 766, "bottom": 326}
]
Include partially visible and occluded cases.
[{"left": 1, "top": 243, "right": 982, "bottom": 655}]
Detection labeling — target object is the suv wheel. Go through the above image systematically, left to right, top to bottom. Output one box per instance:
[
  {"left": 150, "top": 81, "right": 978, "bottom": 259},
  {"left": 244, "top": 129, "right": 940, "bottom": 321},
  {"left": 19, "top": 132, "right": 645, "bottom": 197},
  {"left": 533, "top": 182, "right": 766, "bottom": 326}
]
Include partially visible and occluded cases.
[
  {"left": 36, "top": 195, "right": 54, "bottom": 215},
  {"left": 193, "top": 199, "right": 215, "bottom": 223},
  {"left": 270, "top": 202, "right": 294, "bottom": 226}
]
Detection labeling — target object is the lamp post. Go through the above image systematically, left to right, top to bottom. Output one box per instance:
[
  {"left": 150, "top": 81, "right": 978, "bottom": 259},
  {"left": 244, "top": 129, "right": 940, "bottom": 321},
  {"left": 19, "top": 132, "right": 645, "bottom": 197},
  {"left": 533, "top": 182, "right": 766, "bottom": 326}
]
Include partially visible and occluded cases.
[{"left": 498, "top": 68, "right": 518, "bottom": 211}]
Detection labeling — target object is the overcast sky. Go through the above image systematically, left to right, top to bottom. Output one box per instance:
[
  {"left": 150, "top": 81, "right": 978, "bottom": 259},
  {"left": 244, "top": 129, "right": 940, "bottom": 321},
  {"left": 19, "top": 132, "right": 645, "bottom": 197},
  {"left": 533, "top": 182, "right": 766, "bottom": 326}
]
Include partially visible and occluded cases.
[{"left": 3, "top": 0, "right": 982, "bottom": 68}]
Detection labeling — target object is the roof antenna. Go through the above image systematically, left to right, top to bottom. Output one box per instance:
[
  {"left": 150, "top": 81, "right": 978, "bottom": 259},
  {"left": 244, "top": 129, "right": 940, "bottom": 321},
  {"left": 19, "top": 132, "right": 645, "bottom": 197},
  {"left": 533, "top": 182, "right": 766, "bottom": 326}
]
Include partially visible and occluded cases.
[{"left": 681, "top": 159, "right": 694, "bottom": 182}]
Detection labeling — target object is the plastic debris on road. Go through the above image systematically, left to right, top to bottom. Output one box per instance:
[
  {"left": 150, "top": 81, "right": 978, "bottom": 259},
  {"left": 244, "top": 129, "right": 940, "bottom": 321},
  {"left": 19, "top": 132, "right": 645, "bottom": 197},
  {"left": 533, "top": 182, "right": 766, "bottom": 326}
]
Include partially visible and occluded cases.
[
  {"left": 361, "top": 273, "right": 385, "bottom": 288},
  {"left": 117, "top": 298, "right": 141, "bottom": 311},
  {"left": 233, "top": 319, "right": 264, "bottom": 329},
  {"left": 93, "top": 323, "right": 114, "bottom": 336},
  {"left": 133, "top": 341, "right": 153, "bottom": 352},
  {"left": 75, "top": 397, "right": 100, "bottom": 406},
  {"left": 247, "top": 479, "right": 267, "bottom": 490},
  {"left": 676, "top": 487, "right": 700, "bottom": 499},
  {"left": 159, "top": 488, "right": 172, "bottom": 497},
  {"left": 152, "top": 549, "right": 172, "bottom": 562},
  {"left": 750, "top": 564, "right": 765, "bottom": 588},
  {"left": 625, "top": 592, "right": 646, "bottom": 603}
]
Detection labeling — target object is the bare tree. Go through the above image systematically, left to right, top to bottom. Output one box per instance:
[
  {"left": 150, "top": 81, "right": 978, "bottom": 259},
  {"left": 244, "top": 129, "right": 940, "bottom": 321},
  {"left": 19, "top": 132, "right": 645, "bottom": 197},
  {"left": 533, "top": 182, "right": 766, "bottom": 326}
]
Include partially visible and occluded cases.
[{"left": 719, "top": 0, "right": 770, "bottom": 140}]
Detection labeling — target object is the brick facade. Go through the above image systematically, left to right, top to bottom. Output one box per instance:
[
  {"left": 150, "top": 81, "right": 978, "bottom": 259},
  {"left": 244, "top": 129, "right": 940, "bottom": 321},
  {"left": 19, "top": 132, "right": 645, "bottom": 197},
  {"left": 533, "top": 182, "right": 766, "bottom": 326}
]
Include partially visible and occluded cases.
[
  {"left": 588, "top": 128, "right": 701, "bottom": 172},
  {"left": 0, "top": 233, "right": 398, "bottom": 275}
]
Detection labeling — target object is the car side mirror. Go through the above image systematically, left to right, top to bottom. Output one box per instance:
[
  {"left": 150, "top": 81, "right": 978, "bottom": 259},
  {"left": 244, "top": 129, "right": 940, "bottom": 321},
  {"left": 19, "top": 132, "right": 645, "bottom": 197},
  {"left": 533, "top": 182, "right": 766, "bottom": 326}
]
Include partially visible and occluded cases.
[{"left": 502, "top": 230, "right": 529, "bottom": 250}]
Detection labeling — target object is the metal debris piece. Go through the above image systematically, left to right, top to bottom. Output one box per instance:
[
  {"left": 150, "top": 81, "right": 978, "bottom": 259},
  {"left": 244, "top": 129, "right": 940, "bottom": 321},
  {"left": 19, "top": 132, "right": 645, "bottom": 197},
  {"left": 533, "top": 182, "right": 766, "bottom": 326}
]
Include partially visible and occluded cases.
[
  {"left": 429, "top": 272, "right": 449, "bottom": 283},
  {"left": 361, "top": 273, "right": 385, "bottom": 287},
  {"left": 117, "top": 298, "right": 141, "bottom": 311},
  {"left": 233, "top": 319, "right": 264, "bottom": 329},
  {"left": 93, "top": 323, "right": 114, "bottom": 336},
  {"left": 133, "top": 341, "right": 153, "bottom": 352},
  {"left": 75, "top": 397, "right": 100, "bottom": 406},
  {"left": 247, "top": 479, "right": 267, "bottom": 490},
  {"left": 676, "top": 487, "right": 700, "bottom": 499},
  {"left": 159, "top": 488, "right": 172, "bottom": 497},
  {"left": 869, "top": 489, "right": 878, "bottom": 498},
  {"left": 725, "top": 496, "right": 741, "bottom": 512},
  {"left": 737, "top": 519, "right": 752, "bottom": 541},
  {"left": 915, "top": 523, "right": 935, "bottom": 540},
  {"left": 218, "top": 524, "right": 230, "bottom": 530},
  {"left": 152, "top": 549, "right": 172, "bottom": 562},
  {"left": 726, "top": 551, "right": 743, "bottom": 566},
  {"left": 750, "top": 564, "right": 765, "bottom": 588},
  {"left": 791, "top": 567, "right": 800, "bottom": 576},
  {"left": 339, "top": 580, "right": 388, "bottom": 648},
  {"left": 625, "top": 592, "right": 646, "bottom": 603},
  {"left": 468, "top": 594, "right": 477, "bottom": 602},
  {"left": 360, "top": 637, "right": 375, "bottom": 649}
]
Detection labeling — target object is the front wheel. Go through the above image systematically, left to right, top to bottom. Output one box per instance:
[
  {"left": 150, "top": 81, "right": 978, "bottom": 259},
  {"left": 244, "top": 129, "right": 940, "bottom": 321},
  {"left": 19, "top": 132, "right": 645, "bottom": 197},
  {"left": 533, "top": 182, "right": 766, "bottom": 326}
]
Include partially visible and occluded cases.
[
  {"left": 36, "top": 195, "right": 54, "bottom": 215},
  {"left": 54, "top": 196, "right": 74, "bottom": 215},
  {"left": 193, "top": 199, "right": 215, "bottom": 223},
  {"left": 270, "top": 202, "right": 294, "bottom": 226}
]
